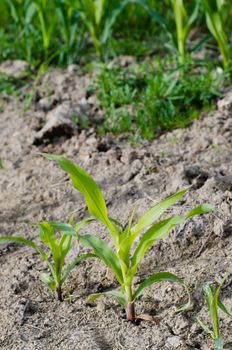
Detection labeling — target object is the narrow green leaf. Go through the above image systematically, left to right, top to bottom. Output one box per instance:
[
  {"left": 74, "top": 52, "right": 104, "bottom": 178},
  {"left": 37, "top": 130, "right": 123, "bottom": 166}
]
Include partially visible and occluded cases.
[
  {"left": 42, "top": 154, "right": 118, "bottom": 242},
  {"left": 131, "top": 189, "right": 188, "bottom": 235},
  {"left": 185, "top": 204, "right": 214, "bottom": 219},
  {"left": 75, "top": 216, "right": 95, "bottom": 232},
  {"left": 131, "top": 216, "right": 184, "bottom": 274},
  {"left": 48, "top": 221, "right": 76, "bottom": 236},
  {"left": 37, "top": 222, "right": 61, "bottom": 264},
  {"left": 78, "top": 234, "right": 123, "bottom": 285},
  {"left": 0, "top": 235, "right": 45, "bottom": 258},
  {"left": 0, "top": 235, "right": 37, "bottom": 250},
  {"left": 61, "top": 253, "right": 96, "bottom": 284},
  {"left": 132, "top": 272, "right": 189, "bottom": 310},
  {"left": 40, "top": 273, "right": 56, "bottom": 290},
  {"left": 86, "top": 290, "right": 125, "bottom": 307},
  {"left": 218, "top": 299, "right": 232, "bottom": 318},
  {"left": 197, "top": 318, "right": 214, "bottom": 337},
  {"left": 214, "top": 338, "right": 223, "bottom": 350}
]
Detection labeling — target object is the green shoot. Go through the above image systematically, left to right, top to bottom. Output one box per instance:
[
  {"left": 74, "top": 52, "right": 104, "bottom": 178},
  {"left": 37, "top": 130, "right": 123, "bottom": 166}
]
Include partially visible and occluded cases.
[
  {"left": 170, "top": 0, "right": 200, "bottom": 62},
  {"left": 202, "top": 0, "right": 230, "bottom": 70},
  {"left": 44, "top": 153, "right": 214, "bottom": 321},
  {"left": 0, "top": 216, "right": 95, "bottom": 301},
  {"left": 198, "top": 278, "right": 232, "bottom": 350}
]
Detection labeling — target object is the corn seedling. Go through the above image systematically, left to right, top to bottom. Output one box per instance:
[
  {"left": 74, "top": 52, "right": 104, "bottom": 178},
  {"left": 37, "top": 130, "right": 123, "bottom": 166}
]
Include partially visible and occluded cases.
[
  {"left": 75, "top": 0, "right": 159, "bottom": 59},
  {"left": 170, "top": 0, "right": 200, "bottom": 61},
  {"left": 202, "top": 0, "right": 230, "bottom": 70},
  {"left": 43, "top": 154, "right": 214, "bottom": 321},
  {"left": 0, "top": 216, "right": 95, "bottom": 301},
  {"left": 198, "top": 278, "right": 232, "bottom": 350}
]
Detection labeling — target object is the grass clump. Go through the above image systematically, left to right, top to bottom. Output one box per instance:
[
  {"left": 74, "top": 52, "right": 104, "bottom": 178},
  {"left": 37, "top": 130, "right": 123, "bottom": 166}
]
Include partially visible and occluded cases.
[{"left": 94, "top": 60, "right": 226, "bottom": 139}]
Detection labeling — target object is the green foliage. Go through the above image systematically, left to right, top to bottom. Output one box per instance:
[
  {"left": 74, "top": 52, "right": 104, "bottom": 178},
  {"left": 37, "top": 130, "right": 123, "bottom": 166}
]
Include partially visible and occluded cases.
[
  {"left": 1, "top": 0, "right": 232, "bottom": 67},
  {"left": 170, "top": 0, "right": 200, "bottom": 61},
  {"left": 202, "top": 0, "right": 230, "bottom": 70},
  {"left": 94, "top": 61, "right": 226, "bottom": 139},
  {"left": 44, "top": 154, "right": 214, "bottom": 321},
  {"left": 0, "top": 217, "right": 95, "bottom": 301},
  {"left": 198, "top": 278, "right": 232, "bottom": 350}
]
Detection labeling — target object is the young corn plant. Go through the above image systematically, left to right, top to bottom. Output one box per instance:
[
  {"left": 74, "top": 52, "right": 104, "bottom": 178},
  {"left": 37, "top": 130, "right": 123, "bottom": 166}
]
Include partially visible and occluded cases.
[
  {"left": 75, "top": 0, "right": 153, "bottom": 59},
  {"left": 170, "top": 0, "right": 200, "bottom": 62},
  {"left": 202, "top": 0, "right": 230, "bottom": 70},
  {"left": 43, "top": 153, "right": 214, "bottom": 321},
  {"left": 0, "top": 217, "right": 94, "bottom": 301},
  {"left": 198, "top": 278, "right": 232, "bottom": 350}
]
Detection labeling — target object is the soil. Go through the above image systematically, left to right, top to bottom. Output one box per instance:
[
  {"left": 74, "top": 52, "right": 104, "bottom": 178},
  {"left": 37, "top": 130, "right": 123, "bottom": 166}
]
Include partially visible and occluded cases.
[{"left": 0, "top": 63, "right": 232, "bottom": 350}]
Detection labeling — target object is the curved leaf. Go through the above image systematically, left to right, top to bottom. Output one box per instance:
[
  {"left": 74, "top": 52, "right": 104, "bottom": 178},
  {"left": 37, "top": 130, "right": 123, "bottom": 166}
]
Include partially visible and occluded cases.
[
  {"left": 42, "top": 154, "right": 118, "bottom": 243},
  {"left": 131, "top": 189, "right": 187, "bottom": 235},
  {"left": 185, "top": 203, "right": 214, "bottom": 219},
  {"left": 131, "top": 216, "right": 184, "bottom": 276},
  {"left": 48, "top": 221, "right": 76, "bottom": 236},
  {"left": 78, "top": 233, "right": 123, "bottom": 285},
  {"left": 0, "top": 235, "right": 45, "bottom": 258},
  {"left": 61, "top": 252, "right": 96, "bottom": 284},
  {"left": 40, "top": 272, "right": 56, "bottom": 290},
  {"left": 132, "top": 272, "right": 190, "bottom": 312},
  {"left": 86, "top": 290, "right": 125, "bottom": 307},
  {"left": 214, "top": 338, "right": 223, "bottom": 350}
]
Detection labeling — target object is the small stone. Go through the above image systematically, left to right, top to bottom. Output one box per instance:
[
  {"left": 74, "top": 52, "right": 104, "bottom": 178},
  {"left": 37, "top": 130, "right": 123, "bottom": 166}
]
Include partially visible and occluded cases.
[
  {"left": 123, "top": 159, "right": 143, "bottom": 182},
  {"left": 166, "top": 336, "right": 183, "bottom": 348}
]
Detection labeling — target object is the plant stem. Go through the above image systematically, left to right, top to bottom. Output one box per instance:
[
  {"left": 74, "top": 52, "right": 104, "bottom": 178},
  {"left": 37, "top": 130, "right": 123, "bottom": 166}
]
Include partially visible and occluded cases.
[
  {"left": 56, "top": 284, "right": 63, "bottom": 301},
  {"left": 125, "top": 285, "right": 135, "bottom": 321},
  {"left": 126, "top": 301, "right": 135, "bottom": 321}
]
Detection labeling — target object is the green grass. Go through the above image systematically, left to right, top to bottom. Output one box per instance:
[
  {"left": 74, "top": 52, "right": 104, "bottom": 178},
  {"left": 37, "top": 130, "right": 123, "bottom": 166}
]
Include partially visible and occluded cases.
[
  {"left": 0, "top": 0, "right": 231, "bottom": 67},
  {"left": 94, "top": 59, "right": 227, "bottom": 139}
]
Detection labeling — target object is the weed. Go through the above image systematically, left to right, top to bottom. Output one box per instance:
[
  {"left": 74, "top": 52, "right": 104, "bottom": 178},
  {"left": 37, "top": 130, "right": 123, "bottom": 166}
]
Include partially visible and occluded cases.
[
  {"left": 94, "top": 60, "right": 226, "bottom": 139},
  {"left": 44, "top": 154, "right": 214, "bottom": 321},
  {"left": 0, "top": 216, "right": 95, "bottom": 301},
  {"left": 198, "top": 277, "right": 232, "bottom": 350}
]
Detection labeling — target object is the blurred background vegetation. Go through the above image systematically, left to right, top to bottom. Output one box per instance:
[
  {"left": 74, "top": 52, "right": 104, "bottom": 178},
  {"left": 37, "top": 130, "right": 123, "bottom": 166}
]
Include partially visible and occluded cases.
[{"left": 0, "top": 0, "right": 232, "bottom": 139}]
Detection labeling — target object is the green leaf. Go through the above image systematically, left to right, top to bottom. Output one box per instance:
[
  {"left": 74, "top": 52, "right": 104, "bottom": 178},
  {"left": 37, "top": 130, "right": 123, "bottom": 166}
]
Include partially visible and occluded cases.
[
  {"left": 25, "top": 2, "right": 37, "bottom": 24},
  {"left": 42, "top": 154, "right": 118, "bottom": 243},
  {"left": 131, "top": 189, "right": 188, "bottom": 235},
  {"left": 185, "top": 204, "right": 214, "bottom": 219},
  {"left": 75, "top": 216, "right": 95, "bottom": 232},
  {"left": 131, "top": 216, "right": 184, "bottom": 278},
  {"left": 48, "top": 221, "right": 76, "bottom": 236},
  {"left": 37, "top": 222, "right": 61, "bottom": 264},
  {"left": 59, "top": 234, "right": 73, "bottom": 258},
  {"left": 78, "top": 234, "right": 123, "bottom": 285},
  {"left": 0, "top": 235, "right": 45, "bottom": 258},
  {"left": 61, "top": 253, "right": 96, "bottom": 284},
  {"left": 132, "top": 271, "right": 190, "bottom": 311},
  {"left": 40, "top": 273, "right": 56, "bottom": 290},
  {"left": 203, "top": 284, "right": 220, "bottom": 339},
  {"left": 86, "top": 290, "right": 126, "bottom": 307},
  {"left": 218, "top": 299, "right": 232, "bottom": 318},
  {"left": 197, "top": 318, "right": 214, "bottom": 338},
  {"left": 214, "top": 338, "right": 224, "bottom": 350}
]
